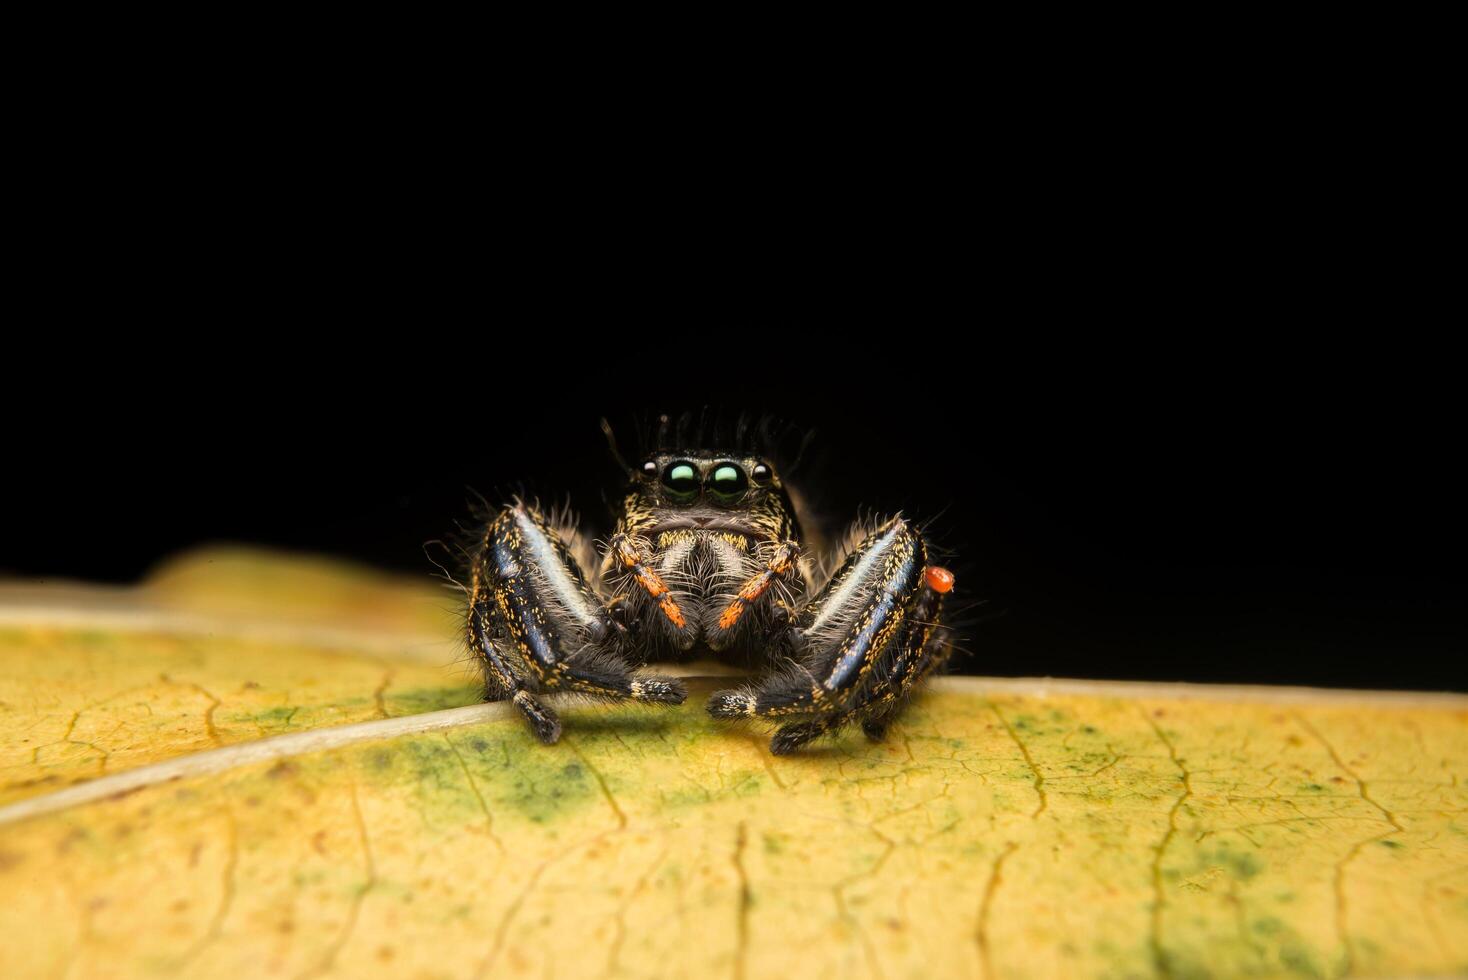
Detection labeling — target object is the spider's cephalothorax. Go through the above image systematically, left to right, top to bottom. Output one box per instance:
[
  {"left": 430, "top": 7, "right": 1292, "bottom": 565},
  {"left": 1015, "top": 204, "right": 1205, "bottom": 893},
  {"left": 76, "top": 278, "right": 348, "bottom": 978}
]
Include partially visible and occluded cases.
[
  {"left": 464, "top": 422, "right": 955, "bottom": 754},
  {"left": 608, "top": 450, "right": 804, "bottom": 664}
]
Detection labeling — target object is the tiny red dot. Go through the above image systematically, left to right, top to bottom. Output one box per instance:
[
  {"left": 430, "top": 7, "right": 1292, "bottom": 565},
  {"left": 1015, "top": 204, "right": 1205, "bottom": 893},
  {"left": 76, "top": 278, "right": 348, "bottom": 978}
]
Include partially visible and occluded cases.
[{"left": 925, "top": 566, "right": 955, "bottom": 593}]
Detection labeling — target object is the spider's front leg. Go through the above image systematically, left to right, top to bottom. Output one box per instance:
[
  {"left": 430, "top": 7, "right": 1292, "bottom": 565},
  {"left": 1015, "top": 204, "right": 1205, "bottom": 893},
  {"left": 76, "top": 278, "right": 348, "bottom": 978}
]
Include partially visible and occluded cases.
[
  {"left": 467, "top": 502, "right": 687, "bottom": 744},
  {"left": 706, "top": 516, "right": 955, "bottom": 754}
]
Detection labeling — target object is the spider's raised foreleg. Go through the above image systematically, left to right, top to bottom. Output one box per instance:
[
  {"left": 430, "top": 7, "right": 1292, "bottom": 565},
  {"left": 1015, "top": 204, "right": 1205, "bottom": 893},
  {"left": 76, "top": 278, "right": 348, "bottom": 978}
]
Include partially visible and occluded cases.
[
  {"left": 467, "top": 502, "right": 686, "bottom": 744},
  {"left": 706, "top": 515, "right": 954, "bottom": 754},
  {"left": 856, "top": 580, "right": 955, "bottom": 742}
]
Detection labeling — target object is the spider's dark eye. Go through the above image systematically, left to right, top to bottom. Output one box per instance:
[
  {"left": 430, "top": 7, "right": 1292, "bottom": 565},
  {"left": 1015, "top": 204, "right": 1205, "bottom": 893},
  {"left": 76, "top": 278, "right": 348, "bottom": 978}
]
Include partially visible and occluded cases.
[
  {"left": 641, "top": 460, "right": 658, "bottom": 477},
  {"left": 661, "top": 461, "right": 699, "bottom": 498},
  {"left": 708, "top": 463, "right": 748, "bottom": 499},
  {"left": 751, "top": 463, "right": 772, "bottom": 485}
]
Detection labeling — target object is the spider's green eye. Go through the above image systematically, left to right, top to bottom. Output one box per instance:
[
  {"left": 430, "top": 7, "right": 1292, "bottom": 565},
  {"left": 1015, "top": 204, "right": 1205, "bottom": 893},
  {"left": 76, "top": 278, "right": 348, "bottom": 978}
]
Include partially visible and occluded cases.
[
  {"left": 662, "top": 461, "right": 699, "bottom": 498},
  {"left": 708, "top": 463, "right": 748, "bottom": 499}
]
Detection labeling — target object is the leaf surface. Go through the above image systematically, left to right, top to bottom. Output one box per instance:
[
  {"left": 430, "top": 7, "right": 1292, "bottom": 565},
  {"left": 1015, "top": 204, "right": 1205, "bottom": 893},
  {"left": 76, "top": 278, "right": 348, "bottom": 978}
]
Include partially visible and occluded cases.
[{"left": 1, "top": 550, "right": 1465, "bottom": 979}]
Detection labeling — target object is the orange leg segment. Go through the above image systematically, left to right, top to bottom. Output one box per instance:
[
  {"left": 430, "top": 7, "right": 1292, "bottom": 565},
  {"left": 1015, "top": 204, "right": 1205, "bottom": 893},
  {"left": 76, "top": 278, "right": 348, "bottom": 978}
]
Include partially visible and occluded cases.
[
  {"left": 613, "top": 535, "right": 688, "bottom": 628},
  {"left": 718, "top": 542, "right": 800, "bottom": 630}
]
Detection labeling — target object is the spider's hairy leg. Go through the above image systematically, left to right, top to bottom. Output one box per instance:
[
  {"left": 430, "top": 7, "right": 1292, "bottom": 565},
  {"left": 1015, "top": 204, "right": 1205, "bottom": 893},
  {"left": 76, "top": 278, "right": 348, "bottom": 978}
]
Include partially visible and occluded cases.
[
  {"left": 468, "top": 503, "right": 687, "bottom": 744},
  {"left": 706, "top": 515, "right": 952, "bottom": 754},
  {"left": 782, "top": 554, "right": 953, "bottom": 753},
  {"left": 788, "top": 570, "right": 953, "bottom": 752},
  {"left": 858, "top": 584, "right": 954, "bottom": 741},
  {"left": 771, "top": 587, "right": 954, "bottom": 752},
  {"left": 467, "top": 600, "right": 561, "bottom": 742}
]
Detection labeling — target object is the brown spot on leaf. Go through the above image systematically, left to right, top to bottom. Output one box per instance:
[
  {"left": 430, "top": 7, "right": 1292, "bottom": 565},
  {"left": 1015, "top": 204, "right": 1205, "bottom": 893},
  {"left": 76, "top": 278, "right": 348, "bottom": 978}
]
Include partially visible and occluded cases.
[{"left": 266, "top": 760, "right": 298, "bottom": 780}]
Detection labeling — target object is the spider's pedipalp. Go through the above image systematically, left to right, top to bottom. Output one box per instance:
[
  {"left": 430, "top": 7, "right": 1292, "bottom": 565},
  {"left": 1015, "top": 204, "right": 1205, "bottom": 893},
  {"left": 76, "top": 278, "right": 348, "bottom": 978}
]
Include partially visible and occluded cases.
[
  {"left": 605, "top": 532, "right": 697, "bottom": 647},
  {"left": 703, "top": 539, "right": 802, "bottom": 653}
]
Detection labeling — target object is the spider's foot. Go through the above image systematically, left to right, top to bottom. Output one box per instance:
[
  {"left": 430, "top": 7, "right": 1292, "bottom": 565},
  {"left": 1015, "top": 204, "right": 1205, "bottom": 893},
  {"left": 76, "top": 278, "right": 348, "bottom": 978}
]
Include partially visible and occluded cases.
[
  {"left": 707, "top": 666, "right": 814, "bottom": 721},
  {"left": 628, "top": 676, "right": 688, "bottom": 705},
  {"left": 512, "top": 690, "right": 562, "bottom": 744},
  {"left": 706, "top": 690, "right": 755, "bottom": 718},
  {"left": 861, "top": 718, "right": 889, "bottom": 742},
  {"left": 771, "top": 720, "right": 831, "bottom": 755}
]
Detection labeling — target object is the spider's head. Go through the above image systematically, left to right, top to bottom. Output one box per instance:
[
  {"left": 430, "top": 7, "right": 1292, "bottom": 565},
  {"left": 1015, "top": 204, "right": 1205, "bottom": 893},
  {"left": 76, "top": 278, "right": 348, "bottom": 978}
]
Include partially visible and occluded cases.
[
  {"left": 600, "top": 414, "right": 806, "bottom": 541},
  {"left": 624, "top": 451, "right": 797, "bottom": 541},
  {"left": 631, "top": 453, "right": 782, "bottom": 509}
]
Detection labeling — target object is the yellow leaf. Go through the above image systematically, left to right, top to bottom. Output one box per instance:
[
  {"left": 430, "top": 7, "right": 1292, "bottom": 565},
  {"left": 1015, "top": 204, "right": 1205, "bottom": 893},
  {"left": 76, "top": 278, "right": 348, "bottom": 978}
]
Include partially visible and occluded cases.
[{"left": 1, "top": 550, "right": 1466, "bottom": 979}]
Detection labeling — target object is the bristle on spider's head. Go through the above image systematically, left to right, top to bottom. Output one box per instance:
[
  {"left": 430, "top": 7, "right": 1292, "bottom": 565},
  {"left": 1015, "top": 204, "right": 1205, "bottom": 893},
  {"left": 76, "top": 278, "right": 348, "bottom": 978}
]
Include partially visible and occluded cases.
[{"left": 606, "top": 409, "right": 814, "bottom": 470}]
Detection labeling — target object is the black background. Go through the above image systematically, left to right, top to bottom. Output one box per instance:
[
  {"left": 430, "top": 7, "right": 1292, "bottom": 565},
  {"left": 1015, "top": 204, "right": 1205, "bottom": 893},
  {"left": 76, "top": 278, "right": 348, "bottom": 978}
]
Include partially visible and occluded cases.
[
  {"left": 4, "top": 24, "right": 1461, "bottom": 694},
  {"left": 6, "top": 319, "right": 1464, "bottom": 692}
]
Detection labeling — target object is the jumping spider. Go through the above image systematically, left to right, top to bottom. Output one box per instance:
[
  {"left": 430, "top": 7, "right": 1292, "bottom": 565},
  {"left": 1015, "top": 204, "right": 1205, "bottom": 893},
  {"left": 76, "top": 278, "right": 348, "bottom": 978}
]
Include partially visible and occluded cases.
[{"left": 464, "top": 418, "right": 956, "bottom": 754}]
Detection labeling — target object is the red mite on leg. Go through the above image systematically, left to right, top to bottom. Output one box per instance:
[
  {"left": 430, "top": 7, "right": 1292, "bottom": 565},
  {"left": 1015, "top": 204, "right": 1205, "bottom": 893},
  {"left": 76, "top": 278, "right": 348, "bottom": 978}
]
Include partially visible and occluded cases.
[{"left": 925, "top": 566, "right": 956, "bottom": 594}]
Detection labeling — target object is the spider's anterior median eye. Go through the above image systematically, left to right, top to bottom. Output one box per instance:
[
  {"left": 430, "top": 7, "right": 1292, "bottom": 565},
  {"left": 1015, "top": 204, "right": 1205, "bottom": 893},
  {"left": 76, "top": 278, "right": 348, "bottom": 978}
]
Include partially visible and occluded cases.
[
  {"left": 661, "top": 461, "right": 699, "bottom": 498},
  {"left": 708, "top": 463, "right": 748, "bottom": 499}
]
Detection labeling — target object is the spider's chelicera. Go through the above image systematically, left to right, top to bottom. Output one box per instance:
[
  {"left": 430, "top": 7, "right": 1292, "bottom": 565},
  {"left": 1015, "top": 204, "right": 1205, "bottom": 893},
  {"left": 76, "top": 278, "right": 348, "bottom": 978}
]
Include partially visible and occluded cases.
[{"left": 464, "top": 419, "right": 955, "bottom": 755}]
